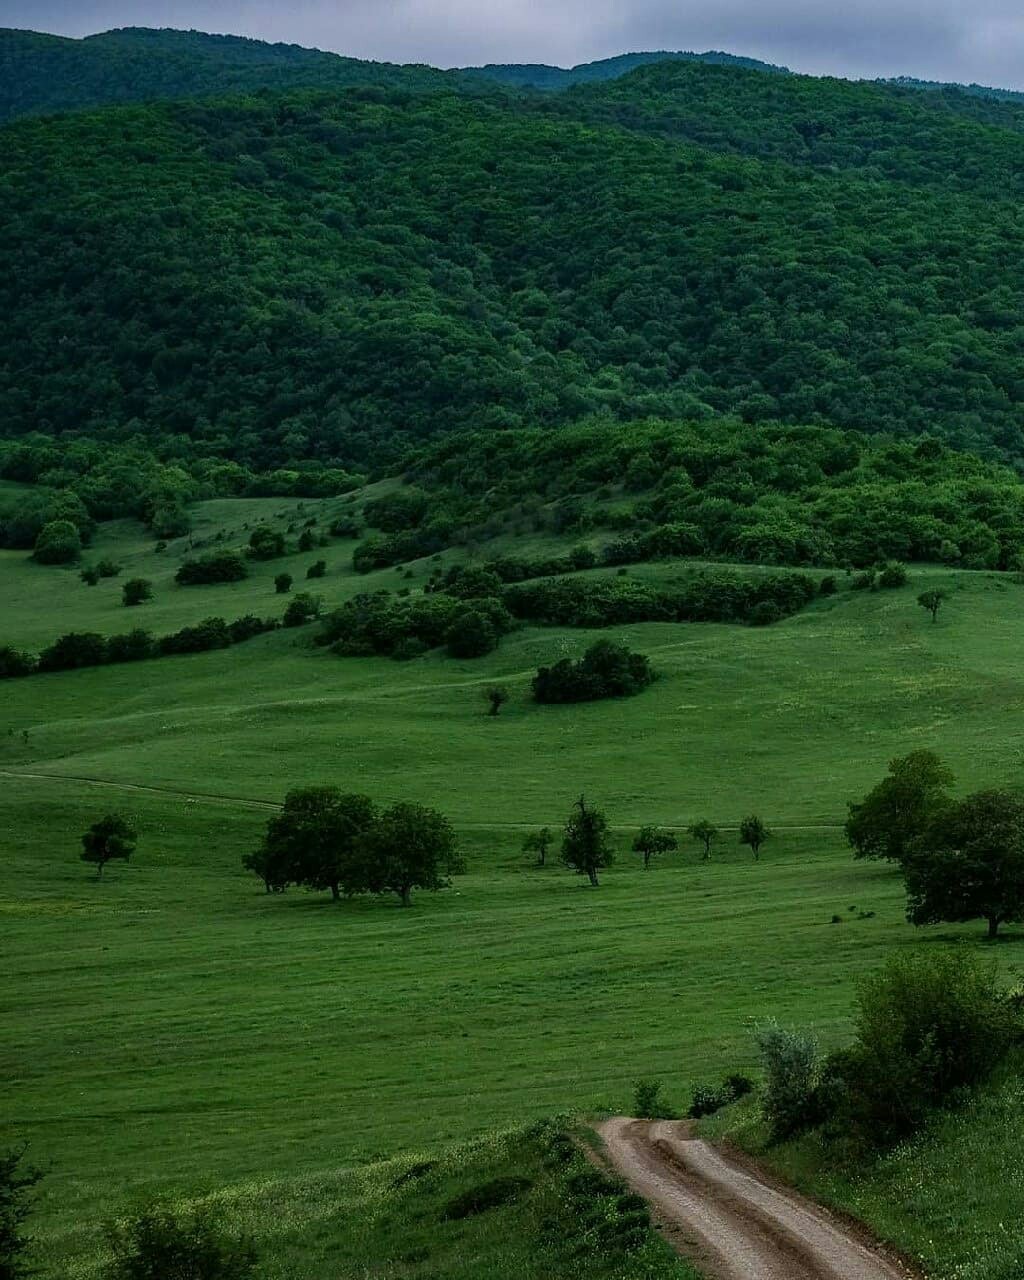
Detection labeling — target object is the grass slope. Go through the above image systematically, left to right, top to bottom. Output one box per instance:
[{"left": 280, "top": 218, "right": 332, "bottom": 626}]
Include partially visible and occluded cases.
[{"left": 4, "top": 524, "right": 1024, "bottom": 1273}]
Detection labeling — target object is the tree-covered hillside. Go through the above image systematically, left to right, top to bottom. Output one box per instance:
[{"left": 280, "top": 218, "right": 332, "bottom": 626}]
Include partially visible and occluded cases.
[
  {"left": 0, "top": 26, "right": 461, "bottom": 122},
  {"left": 7, "top": 74, "right": 1024, "bottom": 469}
]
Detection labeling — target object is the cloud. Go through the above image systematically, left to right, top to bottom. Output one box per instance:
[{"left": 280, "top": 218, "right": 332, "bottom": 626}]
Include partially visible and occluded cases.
[{"left": 9, "top": 0, "right": 1024, "bottom": 88}]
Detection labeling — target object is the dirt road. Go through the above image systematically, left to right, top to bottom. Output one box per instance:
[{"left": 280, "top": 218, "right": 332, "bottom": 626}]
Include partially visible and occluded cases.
[{"left": 598, "top": 1118, "right": 916, "bottom": 1280}]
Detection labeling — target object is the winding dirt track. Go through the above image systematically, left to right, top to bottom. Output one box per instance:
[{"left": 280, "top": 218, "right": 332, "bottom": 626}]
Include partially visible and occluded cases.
[{"left": 598, "top": 1118, "right": 916, "bottom": 1280}]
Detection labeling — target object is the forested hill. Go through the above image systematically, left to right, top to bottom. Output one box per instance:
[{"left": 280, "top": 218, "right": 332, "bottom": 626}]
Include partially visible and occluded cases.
[
  {"left": 0, "top": 27, "right": 461, "bottom": 122},
  {"left": 461, "top": 50, "right": 788, "bottom": 90},
  {"left": 7, "top": 68, "right": 1024, "bottom": 471}
]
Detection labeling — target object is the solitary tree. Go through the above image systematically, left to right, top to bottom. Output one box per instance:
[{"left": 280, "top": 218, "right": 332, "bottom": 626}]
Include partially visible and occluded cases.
[
  {"left": 274, "top": 573, "right": 293, "bottom": 595},
  {"left": 122, "top": 578, "right": 153, "bottom": 607},
  {"left": 917, "top": 588, "right": 947, "bottom": 623},
  {"left": 484, "top": 686, "right": 509, "bottom": 717},
  {"left": 845, "top": 751, "right": 954, "bottom": 864},
  {"left": 258, "top": 789, "right": 377, "bottom": 901},
  {"left": 903, "top": 790, "right": 1024, "bottom": 939},
  {"left": 561, "top": 796, "right": 614, "bottom": 887},
  {"left": 356, "top": 802, "right": 463, "bottom": 906},
  {"left": 81, "top": 814, "right": 137, "bottom": 879},
  {"left": 739, "top": 815, "right": 770, "bottom": 861},
  {"left": 687, "top": 820, "right": 719, "bottom": 861},
  {"left": 632, "top": 825, "right": 678, "bottom": 870},
  {"left": 522, "top": 827, "right": 553, "bottom": 867},
  {"left": 0, "top": 1145, "right": 42, "bottom": 1280}
]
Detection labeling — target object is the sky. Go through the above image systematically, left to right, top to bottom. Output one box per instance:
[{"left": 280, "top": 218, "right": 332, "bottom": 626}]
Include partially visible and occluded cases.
[{"left": 4, "top": 0, "right": 1024, "bottom": 90}]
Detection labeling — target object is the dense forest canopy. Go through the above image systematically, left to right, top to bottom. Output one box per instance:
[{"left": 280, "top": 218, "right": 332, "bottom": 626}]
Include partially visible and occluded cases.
[{"left": 7, "top": 70, "right": 1024, "bottom": 473}]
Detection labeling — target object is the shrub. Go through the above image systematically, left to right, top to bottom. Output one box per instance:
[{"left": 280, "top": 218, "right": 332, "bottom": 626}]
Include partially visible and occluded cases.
[
  {"left": 329, "top": 515, "right": 361, "bottom": 539},
  {"left": 33, "top": 519, "right": 81, "bottom": 564},
  {"left": 247, "top": 527, "right": 286, "bottom": 560},
  {"left": 297, "top": 528, "right": 316, "bottom": 552},
  {"left": 176, "top": 552, "right": 247, "bottom": 585},
  {"left": 96, "top": 559, "right": 122, "bottom": 578},
  {"left": 305, "top": 559, "right": 327, "bottom": 579},
  {"left": 877, "top": 561, "right": 908, "bottom": 588},
  {"left": 80, "top": 566, "right": 100, "bottom": 586},
  {"left": 274, "top": 573, "right": 293, "bottom": 594},
  {"left": 819, "top": 575, "right": 837, "bottom": 595},
  {"left": 122, "top": 579, "right": 153, "bottom": 607},
  {"left": 283, "top": 593, "right": 322, "bottom": 627},
  {"left": 445, "top": 610, "right": 498, "bottom": 658},
  {"left": 158, "top": 618, "right": 231, "bottom": 655},
  {"left": 106, "top": 630, "right": 155, "bottom": 663},
  {"left": 37, "top": 631, "right": 108, "bottom": 673},
  {"left": 0, "top": 646, "right": 36, "bottom": 679},
  {"left": 829, "top": 950, "right": 1018, "bottom": 1144},
  {"left": 755, "top": 1023, "right": 822, "bottom": 1142},
  {"left": 687, "top": 1073, "right": 754, "bottom": 1119},
  {"left": 633, "top": 1078, "right": 675, "bottom": 1119},
  {"left": 442, "top": 1176, "right": 532, "bottom": 1221},
  {"left": 103, "top": 1204, "right": 258, "bottom": 1280}
]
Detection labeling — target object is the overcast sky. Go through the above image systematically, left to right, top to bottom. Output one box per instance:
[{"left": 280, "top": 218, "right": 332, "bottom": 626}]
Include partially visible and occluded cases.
[{"left": 5, "top": 0, "right": 1024, "bottom": 89}]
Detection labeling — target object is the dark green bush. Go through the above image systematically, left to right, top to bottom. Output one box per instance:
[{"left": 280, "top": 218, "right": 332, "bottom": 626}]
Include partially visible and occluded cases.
[
  {"left": 176, "top": 552, "right": 247, "bottom": 585},
  {"left": 533, "top": 640, "right": 653, "bottom": 704},
  {"left": 828, "top": 950, "right": 1018, "bottom": 1144},
  {"left": 103, "top": 1203, "right": 258, "bottom": 1280}
]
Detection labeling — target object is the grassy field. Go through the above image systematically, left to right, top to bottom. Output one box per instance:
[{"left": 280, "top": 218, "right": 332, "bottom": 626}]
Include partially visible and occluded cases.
[{"left": 4, "top": 502, "right": 1024, "bottom": 1275}]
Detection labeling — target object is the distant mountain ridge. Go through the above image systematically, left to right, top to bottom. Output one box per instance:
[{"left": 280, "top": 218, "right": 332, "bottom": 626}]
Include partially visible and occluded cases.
[
  {"left": 0, "top": 26, "right": 462, "bottom": 122},
  {"left": 6, "top": 26, "right": 1024, "bottom": 126},
  {"left": 461, "top": 50, "right": 789, "bottom": 90}
]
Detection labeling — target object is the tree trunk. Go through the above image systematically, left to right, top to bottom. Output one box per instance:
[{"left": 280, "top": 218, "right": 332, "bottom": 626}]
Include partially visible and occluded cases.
[
  {"left": 643, "top": 852, "right": 651, "bottom": 870},
  {"left": 96, "top": 860, "right": 104, "bottom": 879},
  {"left": 588, "top": 868, "right": 599, "bottom": 887},
  {"left": 330, "top": 882, "right": 340, "bottom": 901},
  {"left": 400, "top": 885, "right": 412, "bottom": 907},
  {"left": 988, "top": 915, "right": 1001, "bottom": 939}
]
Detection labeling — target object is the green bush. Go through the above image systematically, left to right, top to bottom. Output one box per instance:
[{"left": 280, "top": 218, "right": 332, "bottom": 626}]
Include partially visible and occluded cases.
[
  {"left": 32, "top": 519, "right": 81, "bottom": 565},
  {"left": 176, "top": 552, "right": 247, "bottom": 585},
  {"left": 829, "top": 950, "right": 1018, "bottom": 1144},
  {"left": 755, "top": 1023, "right": 823, "bottom": 1142},
  {"left": 633, "top": 1078, "right": 675, "bottom": 1119},
  {"left": 103, "top": 1204, "right": 258, "bottom": 1280}
]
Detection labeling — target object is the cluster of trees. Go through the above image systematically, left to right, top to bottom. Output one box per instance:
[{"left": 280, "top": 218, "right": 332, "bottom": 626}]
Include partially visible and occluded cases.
[
  {"left": 10, "top": 73, "right": 1024, "bottom": 477},
  {"left": 408, "top": 420, "right": 1024, "bottom": 573},
  {"left": 0, "top": 436, "right": 362, "bottom": 555},
  {"left": 505, "top": 571, "right": 816, "bottom": 629},
  {"left": 316, "top": 591, "right": 514, "bottom": 660},
  {"left": 0, "top": 614, "right": 283, "bottom": 679},
  {"left": 532, "top": 640, "right": 654, "bottom": 703},
  {"left": 847, "top": 751, "right": 1024, "bottom": 937},
  {"left": 242, "top": 787, "right": 463, "bottom": 906}
]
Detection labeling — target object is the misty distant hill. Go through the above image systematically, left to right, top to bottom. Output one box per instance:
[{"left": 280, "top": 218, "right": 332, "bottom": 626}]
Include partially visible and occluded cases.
[{"left": 461, "top": 50, "right": 789, "bottom": 90}]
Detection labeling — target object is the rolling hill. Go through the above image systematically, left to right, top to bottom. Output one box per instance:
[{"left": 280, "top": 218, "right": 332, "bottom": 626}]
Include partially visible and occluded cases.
[{"left": 6, "top": 68, "right": 1024, "bottom": 471}]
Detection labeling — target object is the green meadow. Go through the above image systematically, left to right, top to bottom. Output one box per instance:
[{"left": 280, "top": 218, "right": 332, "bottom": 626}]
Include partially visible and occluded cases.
[{"left": 4, "top": 501, "right": 1024, "bottom": 1275}]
